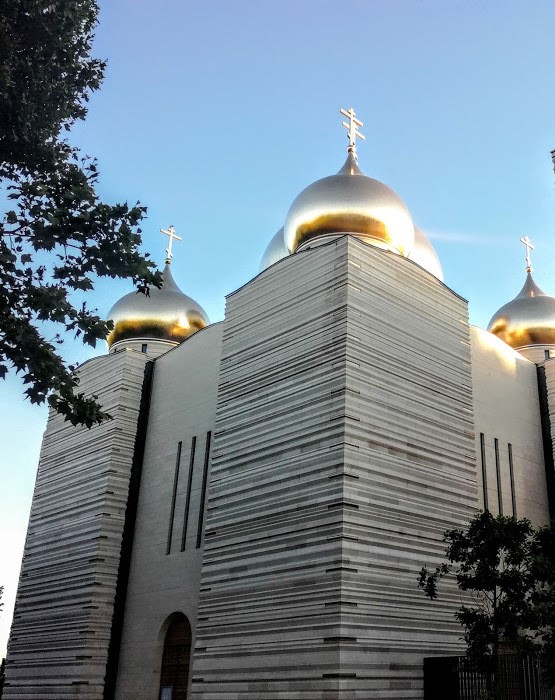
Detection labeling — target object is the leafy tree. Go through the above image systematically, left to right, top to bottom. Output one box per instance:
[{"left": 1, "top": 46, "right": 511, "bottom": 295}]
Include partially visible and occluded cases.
[
  {"left": 0, "top": 0, "right": 160, "bottom": 427},
  {"left": 418, "top": 511, "right": 555, "bottom": 694}
]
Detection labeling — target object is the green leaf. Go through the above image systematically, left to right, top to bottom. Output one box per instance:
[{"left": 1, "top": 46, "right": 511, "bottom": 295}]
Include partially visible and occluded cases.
[{"left": 0, "top": 0, "right": 158, "bottom": 427}]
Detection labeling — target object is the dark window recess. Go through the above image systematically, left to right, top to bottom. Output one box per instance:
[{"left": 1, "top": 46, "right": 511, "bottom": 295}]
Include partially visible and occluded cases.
[
  {"left": 141, "top": 343, "right": 148, "bottom": 353},
  {"left": 545, "top": 349, "right": 551, "bottom": 360},
  {"left": 537, "top": 364, "right": 555, "bottom": 522},
  {"left": 196, "top": 431, "right": 212, "bottom": 549},
  {"left": 480, "top": 433, "right": 489, "bottom": 512},
  {"left": 180, "top": 436, "right": 197, "bottom": 551},
  {"left": 494, "top": 437, "right": 503, "bottom": 515},
  {"left": 166, "top": 442, "right": 182, "bottom": 555},
  {"left": 508, "top": 443, "right": 517, "bottom": 517},
  {"left": 159, "top": 614, "right": 192, "bottom": 700}
]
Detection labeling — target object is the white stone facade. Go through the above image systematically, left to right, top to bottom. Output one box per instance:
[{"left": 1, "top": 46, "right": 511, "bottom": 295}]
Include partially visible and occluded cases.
[
  {"left": 5, "top": 238, "right": 554, "bottom": 700},
  {"left": 4, "top": 350, "right": 151, "bottom": 699}
]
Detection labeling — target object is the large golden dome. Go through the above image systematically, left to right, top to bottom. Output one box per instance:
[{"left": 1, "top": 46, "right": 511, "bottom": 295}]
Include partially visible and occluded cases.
[
  {"left": 283, "top": 151, "right": 415, "bottom": 256},
  {"left": 106, "top": 263, "right": 209, "bottom": 349},
  {"left": 487, "top": 272, "right": 555, "bottom": 349}
]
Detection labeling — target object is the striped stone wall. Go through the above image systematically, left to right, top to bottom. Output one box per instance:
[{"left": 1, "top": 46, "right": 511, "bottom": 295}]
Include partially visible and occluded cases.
[
  {"left": 190, "top": 237, "right": 477, "bottom": 699},
  {"left": 338, "top": 238, "right": 477, "bottom": 697},
  {"left": 190, "top": 240, "right": 351, "bottom": 698},
  {"left": 4, "top": 349, "right": 150, "bottom": 699}
]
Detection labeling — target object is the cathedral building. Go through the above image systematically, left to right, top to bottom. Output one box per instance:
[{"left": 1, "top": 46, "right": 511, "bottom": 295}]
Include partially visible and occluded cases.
[{"left": 4, "top": 110, "right": 555, "bottom": 700}]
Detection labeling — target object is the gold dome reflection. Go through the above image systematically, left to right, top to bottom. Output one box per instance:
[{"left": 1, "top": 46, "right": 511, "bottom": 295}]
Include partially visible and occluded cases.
[
  {"left": 283, "top": 152, "right": 415, "bottom": 256},
  {"left": 259, "top": 227, "right": 289, "bottom": 272},
  {"left": 408, "top": 227, "right": 444, "bottom": 281},
  {"left": 106, "top": 264, "right": 209, "bottom": 349},
  {"left": 487, "top": 272, "right": 555, "bottom": 349}
]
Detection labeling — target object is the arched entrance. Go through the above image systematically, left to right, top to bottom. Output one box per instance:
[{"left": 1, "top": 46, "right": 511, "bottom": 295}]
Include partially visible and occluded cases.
[{"left": 159, "top": 613, "right": 192, "bottom": 700}]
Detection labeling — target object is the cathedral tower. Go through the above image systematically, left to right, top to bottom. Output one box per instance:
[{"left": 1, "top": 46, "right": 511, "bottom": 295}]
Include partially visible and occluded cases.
[{"left": 189, "top": 112, "right": 477, "bottom": 698}]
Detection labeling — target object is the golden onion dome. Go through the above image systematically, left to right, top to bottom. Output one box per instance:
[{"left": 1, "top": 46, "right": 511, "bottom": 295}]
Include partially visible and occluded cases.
[
  {"left": 283, "top": 150, "right": 415, "bottom": 256},
  {"left": 259, "top": 227, "right": 289, "bottom": 272},
  {"left": 408, "top": 227, "right": 444, "bottom": 281},
  {"left": 106, "top": 263, "right": 209, "bottom": 349},
  {"left": 487, "top": 272, "right": 555, "bottom": 349}
]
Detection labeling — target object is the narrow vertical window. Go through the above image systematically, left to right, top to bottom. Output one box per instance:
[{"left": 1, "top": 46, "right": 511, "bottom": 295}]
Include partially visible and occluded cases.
[
  {"left": 141, "top": 343, "right": 148, "bottom": 353},
  {"left": 545, "top": 349, "right": 550, "bottom": 360},
  {"left": 196, "top": 431, "right": 212, "bottom": 549},
  {"left": 480, "top": 433, "right": 488, "bottom": 512},
  {"left": 180, "top": 436, "right": 197, "bottom": 551},
  {"left": 494, "top": 437, "right": 503, "bottom": 515},
  {"left": 166, "top": 442, "right": 182, "bottom": 555},
  {"left": 508, "top": 443, "right": 517, "bottom": 517},
  {"left": 159, "top": 614, "right": 191, "bottom": 700}
]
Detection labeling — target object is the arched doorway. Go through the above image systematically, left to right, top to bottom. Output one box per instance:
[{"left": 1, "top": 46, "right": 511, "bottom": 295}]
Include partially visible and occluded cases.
[{"left": 159, "top": 613, "right": 192, "bottom": 700}]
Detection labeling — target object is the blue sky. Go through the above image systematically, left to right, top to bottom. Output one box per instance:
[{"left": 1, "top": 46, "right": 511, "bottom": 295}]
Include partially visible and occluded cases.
[{"left": 2, "top": 0, "right": 555, "bottom": 653}]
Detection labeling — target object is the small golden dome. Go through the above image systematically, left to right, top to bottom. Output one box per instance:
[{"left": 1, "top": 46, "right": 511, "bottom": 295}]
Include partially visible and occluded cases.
[
  {"left": 283, "top": 151, "right": 415, "bottom": 256},
  {"left": 259, "top": 227, "right": 289, "bottom": 272},
  {"left": 409, "top": 227, "right": 444, "bottom": 281},
  {"left": 106, "top": 264, "right": 209, "bottom": 349},
  {"left": 487, "top": 272, "right": 555, "bottom": 349}
]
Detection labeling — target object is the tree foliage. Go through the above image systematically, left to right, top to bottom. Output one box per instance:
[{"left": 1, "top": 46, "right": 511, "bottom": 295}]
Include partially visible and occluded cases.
[
  {"left": 0, "top": 0, "right": 160, "bottom": 427},
  {"left": 419, "top": 511, "right": 555, "bottom": 687}
]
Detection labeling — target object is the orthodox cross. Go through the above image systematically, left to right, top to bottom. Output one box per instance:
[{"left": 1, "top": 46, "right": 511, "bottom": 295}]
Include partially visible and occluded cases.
[
  {"left": 340, "top": 107, "right": 365, "bottom": 153},
  {"left": 161, "top": 225, "right": 182, "bottom": 264},
  {"left": 520, "top": 235, "right": 535, "bottom": 272}
]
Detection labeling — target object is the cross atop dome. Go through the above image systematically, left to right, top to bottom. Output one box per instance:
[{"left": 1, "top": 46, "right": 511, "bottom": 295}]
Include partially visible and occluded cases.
[
  {"left": 340, "top": 107, "right": 365, "bottom": 156},
  {"left": 161, "top": 225, "right": 182, "bottom": 265},
  {"left": 520, "top": 235, "right": 535, "bottom": 273}
]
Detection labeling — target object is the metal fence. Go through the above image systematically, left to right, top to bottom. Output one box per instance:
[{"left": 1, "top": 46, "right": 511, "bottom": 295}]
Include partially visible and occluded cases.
[{"left": 424, "top": 655, "right": 555, "bottom": 700}]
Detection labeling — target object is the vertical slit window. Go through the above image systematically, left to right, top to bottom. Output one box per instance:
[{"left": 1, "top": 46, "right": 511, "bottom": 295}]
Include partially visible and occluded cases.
[
  {"left": 196, "top": 431, "right": 212, "bottom": 549},
  {"left": 480, "top": 433, "right": 488, "bottom": 512},
  {"left": 180, "top": 436, "right": 197, "bottom": 551},
  {"left": 494, "top": 437, "right": 503, "bottom": 515},
  {"left": 166, "top": 442, "right": 182, "bottom": 555},
  {"left": 508, "top": 443, "right": 517, "bottom": 517}
]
